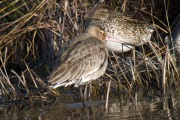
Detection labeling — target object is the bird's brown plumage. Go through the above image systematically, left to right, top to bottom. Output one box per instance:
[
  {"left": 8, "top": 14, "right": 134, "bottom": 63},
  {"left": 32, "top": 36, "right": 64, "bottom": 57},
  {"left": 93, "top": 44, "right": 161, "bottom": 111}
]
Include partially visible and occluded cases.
[
  {"left": 86, "top": 4, "right": 154, "bottom": 53},
  {"left": 48, "top": 25, "right": 108, "bottom": 88}
]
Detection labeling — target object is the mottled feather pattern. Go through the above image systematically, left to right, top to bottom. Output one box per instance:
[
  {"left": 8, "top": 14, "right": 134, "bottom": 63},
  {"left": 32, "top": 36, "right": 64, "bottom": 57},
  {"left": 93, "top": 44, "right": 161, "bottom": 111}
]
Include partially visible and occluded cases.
[
  {"left": 87, "top": 4, "right": 154, "bottom": 53},
  {"left": 91, "top": 14, "right": 153, "bottom": 46},
  {"left": 173, "top": 22, "right": 180, "bottom": 52},
  {"left": 48, "top": 32, "right": 108, "bottom": 88}
]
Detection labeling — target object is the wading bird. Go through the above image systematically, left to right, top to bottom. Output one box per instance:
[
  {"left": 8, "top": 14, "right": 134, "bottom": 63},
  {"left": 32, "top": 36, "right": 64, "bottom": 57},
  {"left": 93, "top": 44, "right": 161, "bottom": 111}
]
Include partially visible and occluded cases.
[
  {"left": 86, "top": 4, "right": 154, "bottom": 53},
  {"left": 165, "top": 16, "right": 180, "bottom": 64},
  {"left": 173, "top": 21, "right": 180, "bottom": 53},
  {"left": 48, "top": 25, "right": 108, "bottom": 92}
]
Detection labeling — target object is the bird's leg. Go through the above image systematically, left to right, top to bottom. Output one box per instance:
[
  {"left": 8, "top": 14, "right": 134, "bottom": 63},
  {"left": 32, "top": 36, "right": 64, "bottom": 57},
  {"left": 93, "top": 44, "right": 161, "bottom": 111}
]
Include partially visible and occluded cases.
[
  {"left": 79, "top": 84, "right": 90, "bottom": 101},
  {"left": 84, "top": 84, "right": 88, "bottom": 101},
  {"left": 79, "top": 86, "right": 88, "bottom": 119},
  {"left": 80, "top": 86, "right": 84, "bottom": 101},
  {"left": 80, "top": 86, "right": 82, "bottom": 97}
]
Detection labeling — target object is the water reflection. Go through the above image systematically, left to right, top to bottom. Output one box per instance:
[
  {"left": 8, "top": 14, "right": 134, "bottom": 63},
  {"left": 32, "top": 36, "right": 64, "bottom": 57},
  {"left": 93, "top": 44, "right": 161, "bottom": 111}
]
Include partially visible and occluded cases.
[{"left": 0, "top": 89, "right": 180, "bottom": 120}]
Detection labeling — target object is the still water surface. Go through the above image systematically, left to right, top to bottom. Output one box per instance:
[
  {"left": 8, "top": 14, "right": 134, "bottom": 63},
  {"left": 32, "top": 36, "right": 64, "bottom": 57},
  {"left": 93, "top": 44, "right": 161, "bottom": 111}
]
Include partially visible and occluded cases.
[{"left": 0, "top": 88, "right": 180, "bottom": 120}]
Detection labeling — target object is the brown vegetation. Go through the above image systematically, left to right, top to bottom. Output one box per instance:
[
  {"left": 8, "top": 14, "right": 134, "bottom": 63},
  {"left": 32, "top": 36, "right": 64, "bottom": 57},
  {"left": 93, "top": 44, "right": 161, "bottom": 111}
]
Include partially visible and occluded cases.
[{"left": 0, "top": 0, "right": 179, "bottom": 101}]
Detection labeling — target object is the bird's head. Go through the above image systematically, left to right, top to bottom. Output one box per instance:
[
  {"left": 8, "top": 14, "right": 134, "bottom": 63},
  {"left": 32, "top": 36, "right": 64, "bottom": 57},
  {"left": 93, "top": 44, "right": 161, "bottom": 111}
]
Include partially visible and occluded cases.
[
  {"left": 88, "top": 4, "right": 112, "bottom": 21},
  {"left": 85, "top": 25, "right": 106, "bottom": 42}
]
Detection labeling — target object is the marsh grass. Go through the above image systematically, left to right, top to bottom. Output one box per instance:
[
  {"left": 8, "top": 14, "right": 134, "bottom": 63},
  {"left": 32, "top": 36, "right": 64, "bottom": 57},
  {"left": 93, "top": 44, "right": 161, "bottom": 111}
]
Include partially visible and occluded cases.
[{"left": 0, "top": 0, "right": 179, "bottom": 101}]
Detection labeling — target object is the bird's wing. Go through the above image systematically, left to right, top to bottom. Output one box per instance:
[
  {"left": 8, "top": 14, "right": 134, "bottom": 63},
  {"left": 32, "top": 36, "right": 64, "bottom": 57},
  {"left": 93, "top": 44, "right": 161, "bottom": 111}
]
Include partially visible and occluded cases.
[
  {"left": 98, "top": 19, "right": 151, "bottom": 45},
  {"left": 48, "top": 36, "right": 108, "bottom": 85}
]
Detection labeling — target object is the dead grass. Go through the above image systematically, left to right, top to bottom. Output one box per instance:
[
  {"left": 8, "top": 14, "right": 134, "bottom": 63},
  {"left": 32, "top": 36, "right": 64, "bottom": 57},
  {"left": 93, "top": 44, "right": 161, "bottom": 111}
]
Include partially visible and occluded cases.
[{"left": 0, "top": 0, "right": 179, "bottom": 101}]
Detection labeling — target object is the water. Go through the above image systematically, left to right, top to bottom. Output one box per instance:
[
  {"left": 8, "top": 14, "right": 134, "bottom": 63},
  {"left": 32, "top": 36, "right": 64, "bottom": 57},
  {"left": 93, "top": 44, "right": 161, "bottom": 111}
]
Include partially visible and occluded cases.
[{"left": 0, "top": 88, "right": 180, "bottom": 120}]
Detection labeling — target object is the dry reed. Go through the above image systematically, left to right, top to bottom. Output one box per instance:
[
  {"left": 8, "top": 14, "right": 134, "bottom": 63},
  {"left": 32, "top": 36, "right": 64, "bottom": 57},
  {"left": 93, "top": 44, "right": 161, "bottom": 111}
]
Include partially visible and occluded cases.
[{"left": 0, "top": 0, "right": 179, "bottom": 101}]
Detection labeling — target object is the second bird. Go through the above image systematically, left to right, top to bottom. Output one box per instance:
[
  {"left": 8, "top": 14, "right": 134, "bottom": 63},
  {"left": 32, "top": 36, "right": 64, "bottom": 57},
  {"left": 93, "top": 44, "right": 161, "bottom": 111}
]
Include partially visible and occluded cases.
[
  {"left": 86, "top": 4, "right": 154, "bottom": 53},
  {"left": 48, "top": 25, "right": 108, "bottom": 89}
]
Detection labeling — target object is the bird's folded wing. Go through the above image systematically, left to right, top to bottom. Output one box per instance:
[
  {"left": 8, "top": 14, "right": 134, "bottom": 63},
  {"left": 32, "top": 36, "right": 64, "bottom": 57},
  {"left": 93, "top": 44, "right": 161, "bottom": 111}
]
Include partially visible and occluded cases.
[{"left": 48, "top": 37, "right": 107, "bottom": 85}]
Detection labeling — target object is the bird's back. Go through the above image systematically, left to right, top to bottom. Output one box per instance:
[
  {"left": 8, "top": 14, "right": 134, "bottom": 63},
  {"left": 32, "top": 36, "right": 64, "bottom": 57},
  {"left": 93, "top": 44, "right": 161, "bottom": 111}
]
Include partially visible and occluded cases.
[
  {"left": 90, "top": 12, "right": 154, "bottom": 46},
  {"left": 48, "top": 33, "right": 108, "bottom": 88}
]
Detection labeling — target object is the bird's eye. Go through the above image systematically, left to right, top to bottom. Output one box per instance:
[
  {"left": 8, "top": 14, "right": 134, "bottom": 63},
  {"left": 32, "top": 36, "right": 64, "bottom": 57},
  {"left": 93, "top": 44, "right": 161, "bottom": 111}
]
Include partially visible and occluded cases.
[{"left": 99, "top": 30, "right": 104, "bottom": 34}]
